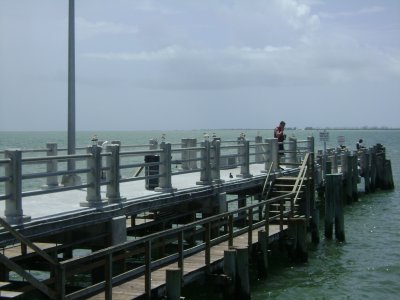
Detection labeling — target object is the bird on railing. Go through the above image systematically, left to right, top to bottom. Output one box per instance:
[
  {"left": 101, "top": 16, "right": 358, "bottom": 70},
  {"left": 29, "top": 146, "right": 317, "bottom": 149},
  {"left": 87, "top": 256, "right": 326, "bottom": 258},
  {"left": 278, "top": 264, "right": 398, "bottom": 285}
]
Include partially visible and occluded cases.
[
  {"left": 204, "top": 133, "right": 209, "bottom": 140},
  {"left": 161, "top": 134, "right": 166, "bottom": 142},
  {"left": 91, "top": 135, "right": 98, "bottom": 145}
]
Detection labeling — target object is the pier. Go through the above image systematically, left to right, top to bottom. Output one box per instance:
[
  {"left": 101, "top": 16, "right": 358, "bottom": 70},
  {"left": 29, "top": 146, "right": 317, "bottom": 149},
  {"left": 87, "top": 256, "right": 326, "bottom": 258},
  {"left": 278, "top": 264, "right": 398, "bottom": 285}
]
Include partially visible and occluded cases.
[{"left": 0, "top": 134, "right": 394, "bottom": 299}]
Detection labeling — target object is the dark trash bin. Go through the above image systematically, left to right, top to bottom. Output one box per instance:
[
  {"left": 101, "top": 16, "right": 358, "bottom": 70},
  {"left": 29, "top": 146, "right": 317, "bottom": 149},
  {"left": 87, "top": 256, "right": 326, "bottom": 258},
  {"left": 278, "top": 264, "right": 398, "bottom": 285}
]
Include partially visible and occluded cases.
[{"left": 145, "top": 155, "right": 159, "bottom": 190}]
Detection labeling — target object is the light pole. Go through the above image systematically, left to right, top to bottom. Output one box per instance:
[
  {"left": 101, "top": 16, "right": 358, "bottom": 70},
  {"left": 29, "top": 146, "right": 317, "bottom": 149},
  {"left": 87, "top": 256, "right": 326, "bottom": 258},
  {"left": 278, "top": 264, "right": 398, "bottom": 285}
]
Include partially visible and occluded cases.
[
  {"left": 62, "top": 0, "right": 81, "bottom": 186},
  {"left": 68, "top": 0, "right": 75, "bottom": 163}
]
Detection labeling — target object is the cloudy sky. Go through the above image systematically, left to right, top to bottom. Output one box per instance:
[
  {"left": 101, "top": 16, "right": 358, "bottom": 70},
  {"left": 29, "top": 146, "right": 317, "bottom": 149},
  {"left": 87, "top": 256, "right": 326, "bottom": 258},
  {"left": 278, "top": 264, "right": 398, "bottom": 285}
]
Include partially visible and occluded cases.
[{"left": 0, "top": 0, "right": 399, "bottom": 131}]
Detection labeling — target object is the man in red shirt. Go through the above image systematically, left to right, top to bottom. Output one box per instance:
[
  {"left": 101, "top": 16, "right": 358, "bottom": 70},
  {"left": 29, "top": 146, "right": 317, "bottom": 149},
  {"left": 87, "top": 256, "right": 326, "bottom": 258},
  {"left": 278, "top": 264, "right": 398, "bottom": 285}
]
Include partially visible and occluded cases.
[{"left": 274, "top": 121, "right": 286, "bottom": 156}]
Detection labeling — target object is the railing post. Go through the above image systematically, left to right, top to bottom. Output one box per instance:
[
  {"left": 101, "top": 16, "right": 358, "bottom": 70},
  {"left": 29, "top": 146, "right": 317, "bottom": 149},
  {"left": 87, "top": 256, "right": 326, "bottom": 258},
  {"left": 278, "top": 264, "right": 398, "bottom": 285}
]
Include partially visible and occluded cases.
[
  {"left": 255, "top": 135, "right": 263, "bottom": 163},
  {"left": 307, "top": 136, "right": 315, "bottom": 154},
  {"left": 287, "top": 137, "right": 297, "bottom": 164},
  {"left": 149, "top": 138, "right": 158, "bottom": 150},
  {"left": 181, "top": 138, "right": 190, "bottom": 170},
  {"left": 189, "top": 138, "right": 198, "bottom": 169},
  {"left": 211, "top": 138, "right": 223, "bottom": 183},
  {"left": 268, "top": 138, "right": 279, "bottom": 171},
  {"left": 197, "top": 139, "right": 212, "bottom": 185},
  {"left": 237, "top": 139, "right": 252, "bottom": 178},
  {"left": 262, "top": 139, "right": 272, "bottom": 172},
  {"left": 155, "top": 142, "right": 176, "bottom": 192},
  {"left": 42, "top": 143, "right": 60, "bottom": 189},
  {"left": 106, "top": 144, "right": 125, "bottom": 204},
  {"left": 81, "top": 145, "right": 107, "bottom": 208},
  {"left": 4, "top": 149, "right": 30, "bottom": 224},
  {"left": 330, "top": 151, "right": 338, "bottom": 174},
  {"left": 55, "top": 266, "right": 66, "bottom": 300}
]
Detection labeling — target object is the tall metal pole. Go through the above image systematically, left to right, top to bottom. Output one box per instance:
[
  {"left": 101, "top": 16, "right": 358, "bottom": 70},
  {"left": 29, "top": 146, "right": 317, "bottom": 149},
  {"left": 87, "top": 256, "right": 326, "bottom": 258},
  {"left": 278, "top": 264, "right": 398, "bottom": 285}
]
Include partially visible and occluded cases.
[{"left": 68, "top": 0, "right": 76, "bottom": 170}]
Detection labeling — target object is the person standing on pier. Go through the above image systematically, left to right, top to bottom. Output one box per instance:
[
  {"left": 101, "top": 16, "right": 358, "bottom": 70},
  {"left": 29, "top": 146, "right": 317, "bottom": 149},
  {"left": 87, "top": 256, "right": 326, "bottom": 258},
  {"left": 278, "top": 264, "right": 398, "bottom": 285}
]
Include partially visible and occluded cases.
[
  {"left": 274, "top": 121, "right": 286, "bottom": 156},
  {"left": 356, "top": 139, "right": 365, "bottom": 150}
]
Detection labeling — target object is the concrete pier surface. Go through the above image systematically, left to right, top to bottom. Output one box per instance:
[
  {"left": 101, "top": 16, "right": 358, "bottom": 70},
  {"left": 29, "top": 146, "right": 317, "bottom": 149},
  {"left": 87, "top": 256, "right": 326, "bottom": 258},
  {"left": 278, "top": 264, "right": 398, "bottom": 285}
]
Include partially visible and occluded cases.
[{"left": 0, "top": 163, "right": 271, "bottom": 220}]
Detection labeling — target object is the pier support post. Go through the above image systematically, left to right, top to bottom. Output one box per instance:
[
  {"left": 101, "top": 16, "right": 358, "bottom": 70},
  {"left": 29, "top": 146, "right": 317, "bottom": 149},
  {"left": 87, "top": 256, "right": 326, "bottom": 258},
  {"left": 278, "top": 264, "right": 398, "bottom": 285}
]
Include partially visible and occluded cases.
[
  {"left": 307, "top": 136, "right": 315, "bottom": 154},
  {"left": 197, "top": 139, "right": 212, "bottom": 185},
  {"left": 237, "top": 139, "right": 252, "bottom": 179},
  {"left": 155, "top": 142, "right": 176, "bottom": 193},
  {"left": 42, "top": 143, "right": 60, "bottom": 189},
  {"left": 106, "top": 144, "right": 125, "bottom": 203},
  {"left": 81, "top": 145, "right": 107, "bottom": 208},
  {"left": 370, "top": 148, "right": 377, "bottom": 192},
  {"left": 4, "top": 150, "right": 30, "bottom": 224},
  {"left": 360, "top": 150, "right": 371, "bottom": 193},
  {"left": 351, "top": 153, "right": 359, "bottom": 201},
  {"left": 325, "top": 174, "right": 344, "bottom": 241},
  {"left": 287, "top": 218, "right": 308, "bottom": 262},
  {"left": 257, "top": 230, "right": 269, "bottom": 277},
  {"left": 236, "top": 247, "right": 250, "bottom": 300},
  {"left": 223, "top": 249, "right": 236, "bottom": 300},
  {"left": 166, "top": 268, "right": 182, "bottom": 300}
]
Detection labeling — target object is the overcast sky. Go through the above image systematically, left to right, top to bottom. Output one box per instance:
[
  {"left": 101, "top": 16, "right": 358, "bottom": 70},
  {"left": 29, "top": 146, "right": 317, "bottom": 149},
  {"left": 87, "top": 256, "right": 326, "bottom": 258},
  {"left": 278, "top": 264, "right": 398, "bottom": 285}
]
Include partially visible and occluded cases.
[{"left": 0, "top": 0, "right": 399, "bottom": 131}]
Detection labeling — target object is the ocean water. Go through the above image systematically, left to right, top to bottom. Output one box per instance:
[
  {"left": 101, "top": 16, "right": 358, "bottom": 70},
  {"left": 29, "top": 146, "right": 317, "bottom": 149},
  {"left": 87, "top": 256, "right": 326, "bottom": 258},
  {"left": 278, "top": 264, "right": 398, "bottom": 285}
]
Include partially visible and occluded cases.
[{"left": 1, "top": 129, "right": 399, "bottom": 299}]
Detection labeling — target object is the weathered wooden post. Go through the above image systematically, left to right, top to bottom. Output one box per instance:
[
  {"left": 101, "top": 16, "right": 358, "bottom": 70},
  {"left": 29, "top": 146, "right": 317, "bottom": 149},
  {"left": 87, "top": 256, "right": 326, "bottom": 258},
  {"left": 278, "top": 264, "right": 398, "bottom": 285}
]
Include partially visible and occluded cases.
[
  {"left": 307, "top": 136, "right": 315, "bottom": 154},
  {"left": 197, "top": 139, "right": 212, "bottom": 185},
  {"left": 43, "top": 142, "right": 60, "bottom": 189},
  {"left": 155, "top": 142, "right": 176, "bottom": 192},
  {"left": 82, "top": 144, "right": 107, "bottom": 208},
  {"left": 105, "top": 144, "right": 125, "bottom": 204},
  {"left": 370, "top": 147, "right": 377, "bottom": 192},
  {"left": 4, "top": 149, "right": 31, "bottom": 224},
  {"left": 359, "top": 150, "right": 371, "bottom": 193},
  {"left": 330, "top": 151, "right": 338, "bottom": 174},
  {"left": 308, "top": 152, "right": 320, "bottom": 244},
  {"left": 351, "top": 152, "right": 359, "bottom": 201},
  {"left": 383, "top": 159, "right": 394, "bottom": 189},
  {"left": 324, "top": 174, "right": 336, "bottom": 239},
  {"left": 325, "top": 174, "right": 344, "bottom": 241},
  {"left": 287, "top": 218, "right": 308, "bottom": 262},
  {"left": 257, "top": 230, "right": 269, "bottom": 277},
  {"left": 236, "top": 247, "right": 250, "bottom": 300},
  {"left": 223, "top": 249, "right": 236, "bottom": 300},
  {"left": 166, "top": 268, "right": 182, "bottom": 300}
]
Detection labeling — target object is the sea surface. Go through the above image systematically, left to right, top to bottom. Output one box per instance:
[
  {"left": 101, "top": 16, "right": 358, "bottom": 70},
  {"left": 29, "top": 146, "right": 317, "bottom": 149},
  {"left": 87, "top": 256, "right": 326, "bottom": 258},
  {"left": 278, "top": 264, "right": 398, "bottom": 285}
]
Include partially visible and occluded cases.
[{"left": 1, "top": 129, "right": 399, "bottom": 299}]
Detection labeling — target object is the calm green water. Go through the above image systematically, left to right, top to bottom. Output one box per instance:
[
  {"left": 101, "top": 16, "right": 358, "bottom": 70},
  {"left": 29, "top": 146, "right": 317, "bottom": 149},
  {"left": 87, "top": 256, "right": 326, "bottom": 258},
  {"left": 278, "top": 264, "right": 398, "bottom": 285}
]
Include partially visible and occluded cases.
[{"left": 1, "top": 129, "right": 399, "bottom": 299}]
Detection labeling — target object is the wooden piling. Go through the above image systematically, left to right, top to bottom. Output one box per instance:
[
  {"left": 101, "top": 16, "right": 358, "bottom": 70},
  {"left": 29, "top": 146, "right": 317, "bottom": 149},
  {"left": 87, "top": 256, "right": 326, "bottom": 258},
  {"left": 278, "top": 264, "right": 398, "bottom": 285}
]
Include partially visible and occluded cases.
[
  {"left": 351, "top": 153, "right": 358, "bottom": 201},
  {"left": 324, "top": 175, "right": 336, "bottom": 239},
  {"left": 288, "top": 218, "right": 308, "bottom": 262},
  {"left": 257, "top": 230, "right": 269, "bottom": 277},
  {"left": 236, "top": 247, "right": 250, "bottom": 300},
  {"left": 223, "top": 249, "right": 237, "bottom": 300},
  {"left": 166, "top": 268, "right": 182, "bottom": 300}
]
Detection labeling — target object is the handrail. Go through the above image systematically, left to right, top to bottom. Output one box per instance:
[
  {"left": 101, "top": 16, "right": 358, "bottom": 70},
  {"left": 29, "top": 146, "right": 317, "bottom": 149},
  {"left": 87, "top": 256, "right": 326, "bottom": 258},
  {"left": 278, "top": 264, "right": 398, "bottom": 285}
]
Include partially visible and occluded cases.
[{"left": 56, "top": 191, "right": 295, "bottom": 299}]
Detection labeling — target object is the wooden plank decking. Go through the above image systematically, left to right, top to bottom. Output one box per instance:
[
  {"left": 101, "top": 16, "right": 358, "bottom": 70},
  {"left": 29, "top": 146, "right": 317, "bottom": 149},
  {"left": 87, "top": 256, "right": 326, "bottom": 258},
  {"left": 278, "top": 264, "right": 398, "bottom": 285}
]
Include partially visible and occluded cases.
[{"left": 89, "top": 224, "right": 285, "bottom": 300}]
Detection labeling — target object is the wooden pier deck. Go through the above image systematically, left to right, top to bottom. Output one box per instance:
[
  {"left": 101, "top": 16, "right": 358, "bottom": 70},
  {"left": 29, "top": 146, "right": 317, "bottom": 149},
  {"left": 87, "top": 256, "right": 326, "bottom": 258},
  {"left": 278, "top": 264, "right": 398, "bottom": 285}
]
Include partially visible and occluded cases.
[{"left": 89, "top": 225, "right": 285, "bottom": 300}]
